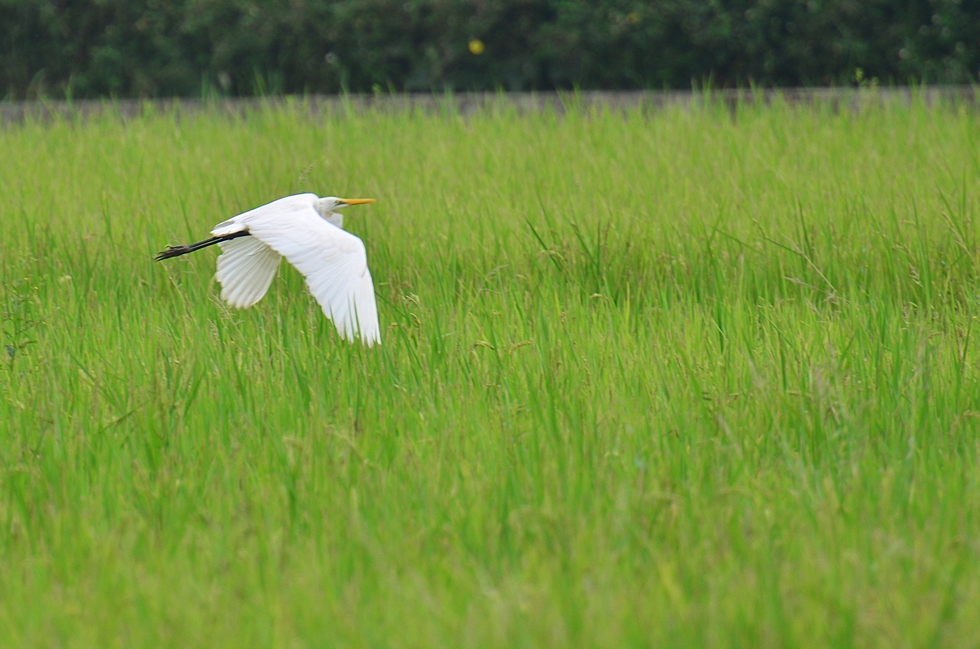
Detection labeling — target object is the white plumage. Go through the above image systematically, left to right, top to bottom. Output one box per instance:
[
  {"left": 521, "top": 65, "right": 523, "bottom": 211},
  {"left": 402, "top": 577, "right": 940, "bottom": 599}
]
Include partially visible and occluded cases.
[
  {"left": 157, "top": 193, "right": 381, "bottom": 346},
  {"left": 215, "top": 235, "right": 281, "bottom": 309}
]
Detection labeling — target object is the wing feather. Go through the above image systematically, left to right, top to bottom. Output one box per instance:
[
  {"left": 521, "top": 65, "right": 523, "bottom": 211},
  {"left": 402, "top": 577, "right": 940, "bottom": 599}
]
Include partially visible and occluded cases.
[
  {"left": 227, "top": 195, "right": 381, "bottom": 345},
  {"left": 215, "top": 235, "right": 281, "bottom": 309}
]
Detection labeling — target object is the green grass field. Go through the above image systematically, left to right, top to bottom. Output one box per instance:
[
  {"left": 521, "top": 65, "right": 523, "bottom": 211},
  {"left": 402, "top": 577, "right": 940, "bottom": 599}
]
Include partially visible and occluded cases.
[{"left": 2, "top": 95, "right": 979, "bottom": 647}]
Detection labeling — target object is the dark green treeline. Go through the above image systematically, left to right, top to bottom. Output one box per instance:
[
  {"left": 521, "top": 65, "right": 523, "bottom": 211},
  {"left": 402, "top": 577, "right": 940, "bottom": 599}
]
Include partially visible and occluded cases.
[{"left": 2, "top": 0, "right": 977, "bottom": 99}]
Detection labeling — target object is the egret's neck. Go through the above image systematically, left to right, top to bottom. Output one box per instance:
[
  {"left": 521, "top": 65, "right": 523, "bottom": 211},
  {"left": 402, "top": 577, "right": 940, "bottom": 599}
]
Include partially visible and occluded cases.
[{"left": 314, "top": 198, "right": 344, "bottom": 229}]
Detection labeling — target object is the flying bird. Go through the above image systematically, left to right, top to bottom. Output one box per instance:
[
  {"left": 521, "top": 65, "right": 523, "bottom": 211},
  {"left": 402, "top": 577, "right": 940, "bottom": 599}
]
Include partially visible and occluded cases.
[{"left": 156, "top": 194, "right": 381, "bottom": 346}]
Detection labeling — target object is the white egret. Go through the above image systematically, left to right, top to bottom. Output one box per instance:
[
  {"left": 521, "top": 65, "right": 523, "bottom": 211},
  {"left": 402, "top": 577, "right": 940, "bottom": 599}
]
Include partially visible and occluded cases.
[{"left": 156, "top": 193, "right": 381, "bottom": 346}]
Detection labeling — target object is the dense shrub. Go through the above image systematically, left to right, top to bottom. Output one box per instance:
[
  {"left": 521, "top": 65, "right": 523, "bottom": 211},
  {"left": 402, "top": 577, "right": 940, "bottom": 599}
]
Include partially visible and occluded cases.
[{"left": 1, "top": 0, "right": 978, "bottom": 99}]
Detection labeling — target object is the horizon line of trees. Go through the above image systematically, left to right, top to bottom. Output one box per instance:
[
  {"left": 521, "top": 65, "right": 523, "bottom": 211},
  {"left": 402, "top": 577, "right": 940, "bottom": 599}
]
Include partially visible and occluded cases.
[{"left": 2, "top": 0, "right": 978, "bottom": 100}]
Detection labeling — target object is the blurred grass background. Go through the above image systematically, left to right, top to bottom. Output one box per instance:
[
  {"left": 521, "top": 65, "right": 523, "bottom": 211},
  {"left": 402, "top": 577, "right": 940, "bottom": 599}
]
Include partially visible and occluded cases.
[{"left": 1, "top": 97, "right": 979, "bottom": 647}]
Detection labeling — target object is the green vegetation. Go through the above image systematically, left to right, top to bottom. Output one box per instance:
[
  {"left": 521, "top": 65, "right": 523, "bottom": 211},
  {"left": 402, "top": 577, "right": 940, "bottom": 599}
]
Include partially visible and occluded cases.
[
  {"left": 3, "top": 0, "right": 978, "bottom": 99},
  {"left": 1, "top": 95, "right": 979, "bottom": 647}
]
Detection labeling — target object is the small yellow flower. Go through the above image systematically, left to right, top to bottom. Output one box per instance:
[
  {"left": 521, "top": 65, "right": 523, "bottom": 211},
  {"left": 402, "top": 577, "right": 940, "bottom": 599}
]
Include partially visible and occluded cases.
[
  {"left": 625, "top": 12, "right": 640, "bottom": 25},
  {"left": 468, "top": 39, "right": 485, "bottom": 55}
]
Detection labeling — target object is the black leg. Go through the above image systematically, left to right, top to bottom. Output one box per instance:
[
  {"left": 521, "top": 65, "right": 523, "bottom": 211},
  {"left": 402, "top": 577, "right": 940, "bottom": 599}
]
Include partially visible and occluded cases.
[{"left": 155, "top": 230, "right": 251, "bottom": 261}]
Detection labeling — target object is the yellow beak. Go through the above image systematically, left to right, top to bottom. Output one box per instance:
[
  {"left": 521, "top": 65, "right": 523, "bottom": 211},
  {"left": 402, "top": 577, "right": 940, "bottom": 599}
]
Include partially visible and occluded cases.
[{"left": 339, "top": 198, "right": 376, "bottom": 205}]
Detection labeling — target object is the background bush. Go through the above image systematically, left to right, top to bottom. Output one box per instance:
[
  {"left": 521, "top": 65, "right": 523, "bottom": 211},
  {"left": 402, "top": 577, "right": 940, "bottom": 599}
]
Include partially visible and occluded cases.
[{"left": 2, "top": 0, "right": 978, "bottom": 99}]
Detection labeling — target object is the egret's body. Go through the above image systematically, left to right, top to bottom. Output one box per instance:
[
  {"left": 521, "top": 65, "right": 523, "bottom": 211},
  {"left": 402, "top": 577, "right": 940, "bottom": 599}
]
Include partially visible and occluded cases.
[{"left": 156, "top": 194, "right": 380, "bottom": 345}]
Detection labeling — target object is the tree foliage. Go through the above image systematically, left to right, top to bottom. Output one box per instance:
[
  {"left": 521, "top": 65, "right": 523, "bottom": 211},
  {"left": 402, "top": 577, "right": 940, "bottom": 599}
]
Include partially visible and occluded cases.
[{"left": 2, "top": 0, "right": 977, "bottom": 99}]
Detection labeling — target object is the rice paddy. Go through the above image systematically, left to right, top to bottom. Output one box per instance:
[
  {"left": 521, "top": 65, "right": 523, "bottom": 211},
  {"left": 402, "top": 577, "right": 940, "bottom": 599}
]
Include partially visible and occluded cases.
[{"left": 1, "top": 94, "right": 979, "bottom": 647}]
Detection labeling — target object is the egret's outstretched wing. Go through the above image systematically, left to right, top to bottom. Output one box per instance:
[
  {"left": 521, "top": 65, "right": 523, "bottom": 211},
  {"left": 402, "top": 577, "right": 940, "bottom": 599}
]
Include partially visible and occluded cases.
[
  {"left": 232, "top": 196, "right": 381, "bottom": 345},
  {"left": 215, "top": 235, "right": 281, "bottom": 308}
]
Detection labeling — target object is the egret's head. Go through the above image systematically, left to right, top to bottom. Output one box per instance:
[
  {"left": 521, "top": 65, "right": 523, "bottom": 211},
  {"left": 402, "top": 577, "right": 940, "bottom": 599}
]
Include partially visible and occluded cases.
[{"left": 315, "top": 196, "right": 376, "bottom": 217}]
